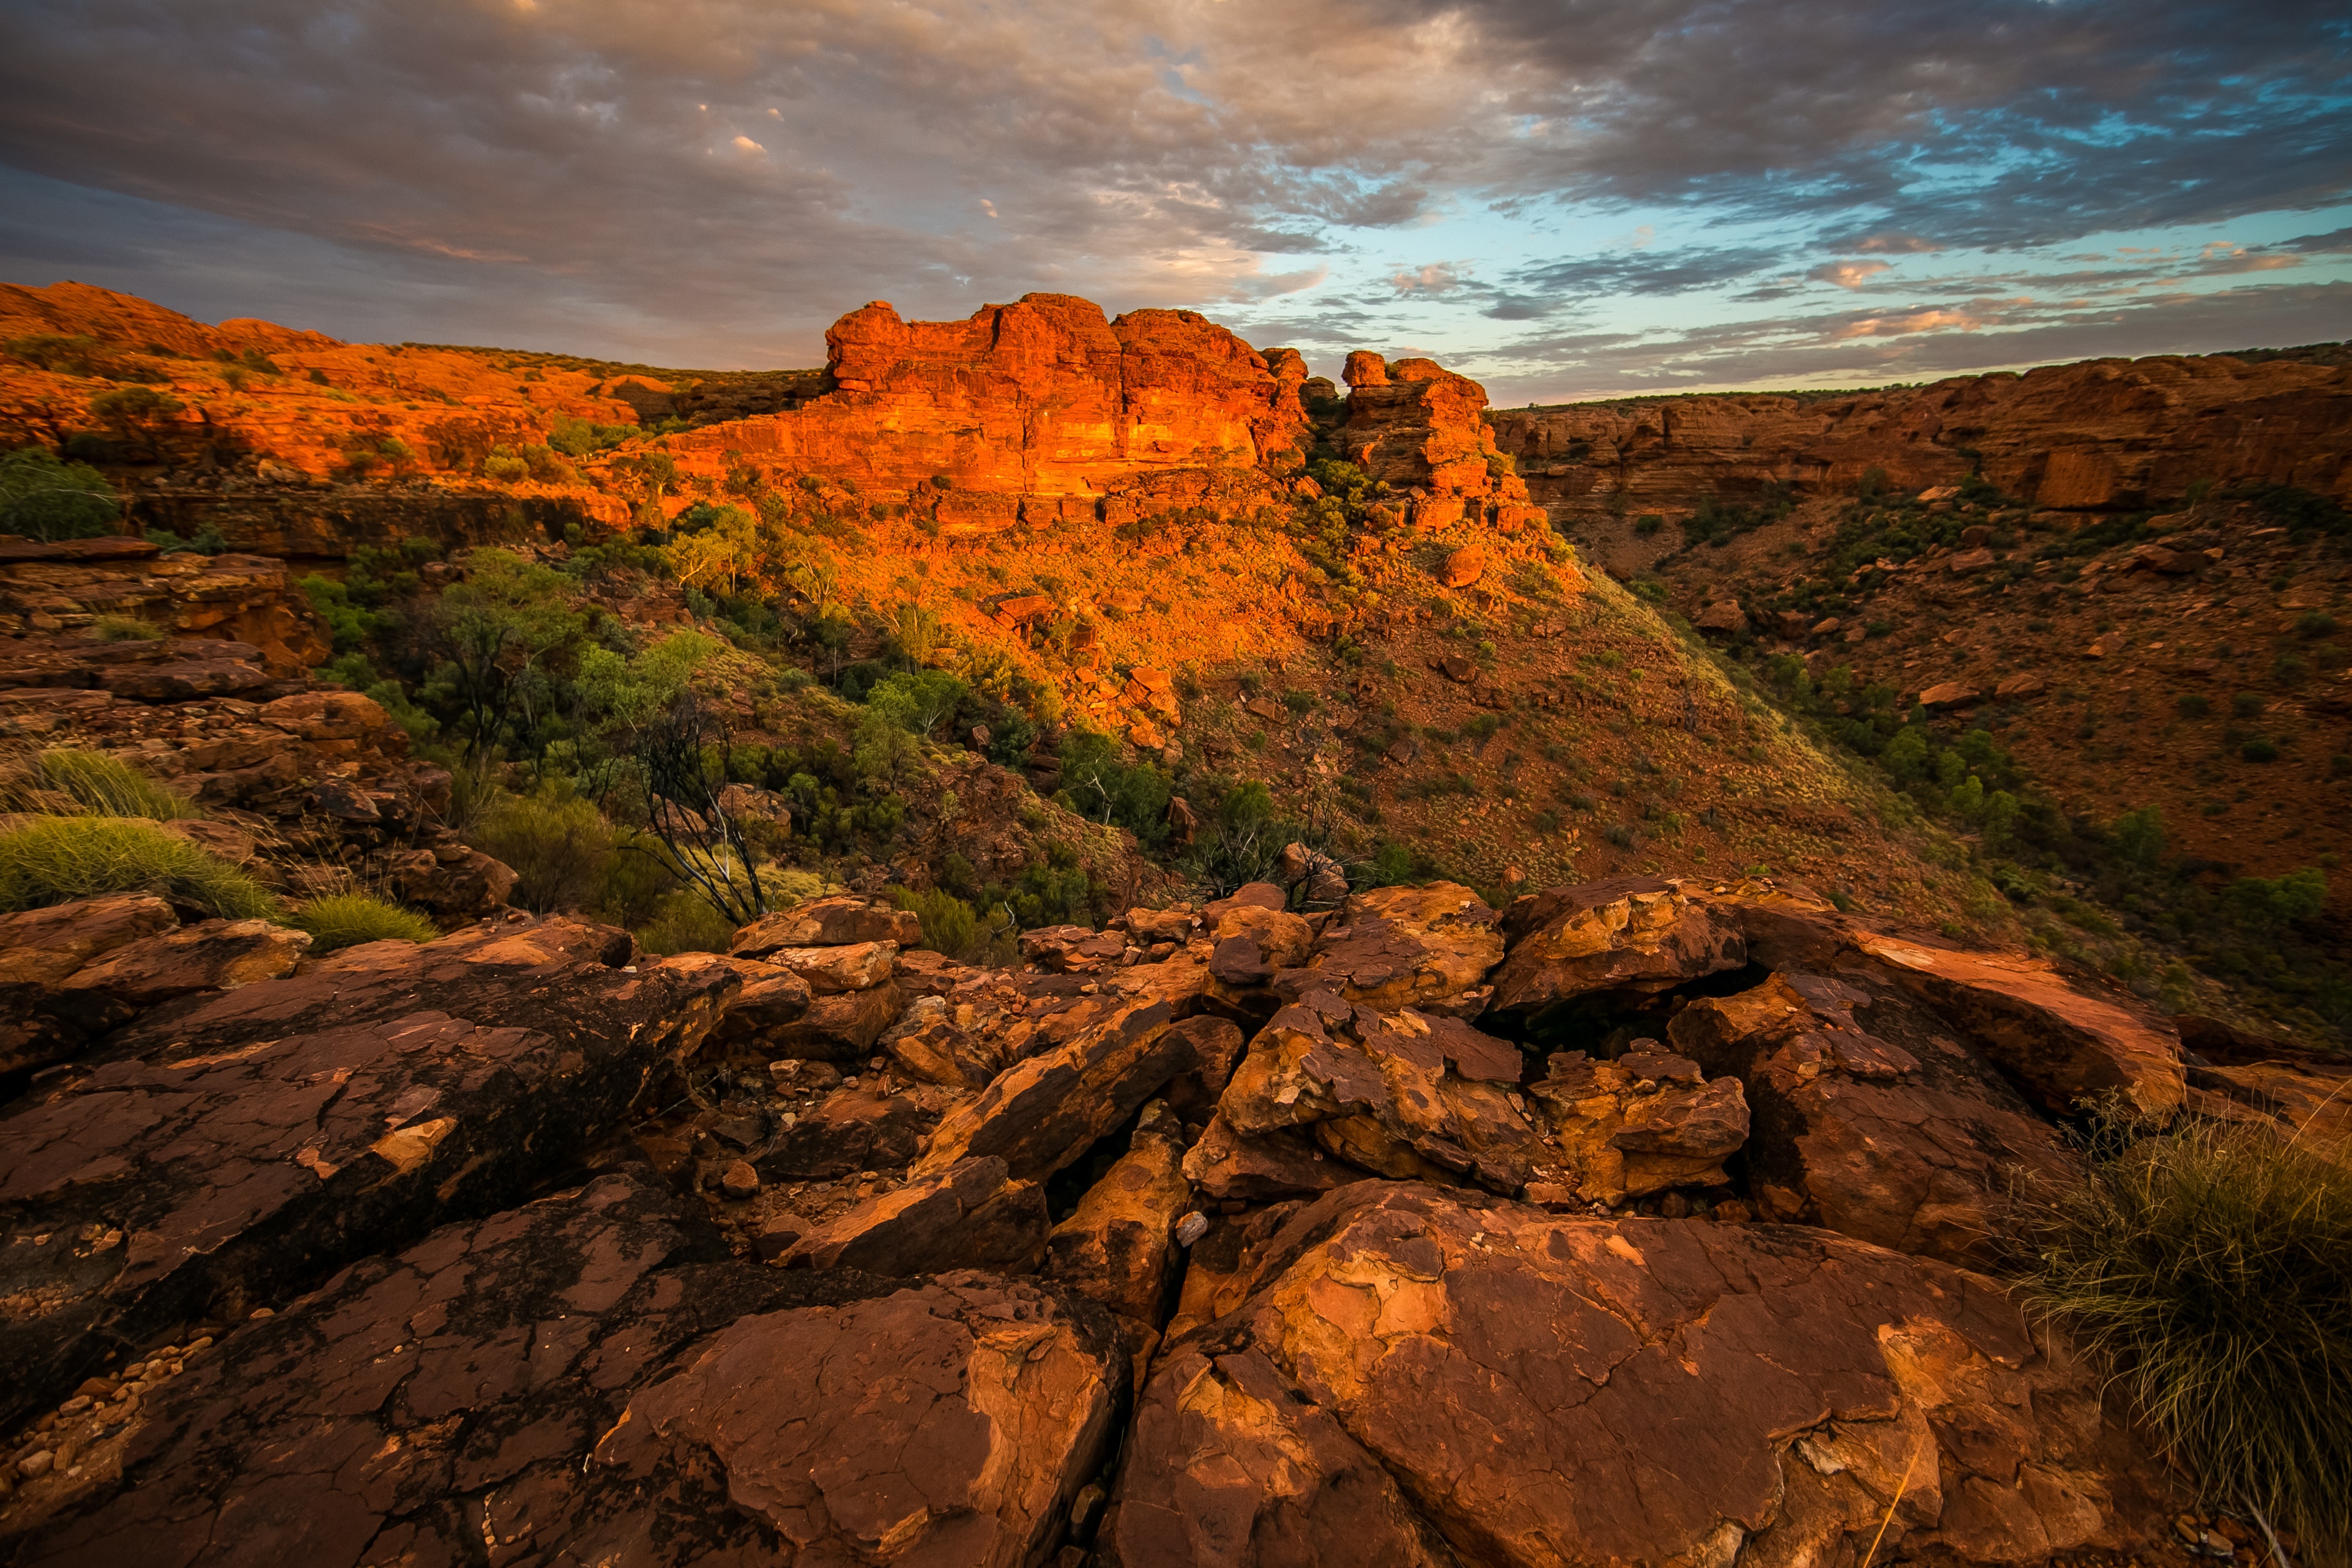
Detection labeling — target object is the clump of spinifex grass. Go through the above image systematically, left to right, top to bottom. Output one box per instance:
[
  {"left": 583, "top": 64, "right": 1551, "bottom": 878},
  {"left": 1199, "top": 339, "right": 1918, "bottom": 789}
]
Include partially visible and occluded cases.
[
  {"left": 7, "top": 747, "right": 202, "bottom": 820},
  {"left": 0, "top": 816, "right": 275, "bottom": 918},
  {"left": 289, "top": 892, "right": 440, "bottom": 953},
  {"left": 2012, "top": 1110, "right": 2351, "bottom": 1559}
]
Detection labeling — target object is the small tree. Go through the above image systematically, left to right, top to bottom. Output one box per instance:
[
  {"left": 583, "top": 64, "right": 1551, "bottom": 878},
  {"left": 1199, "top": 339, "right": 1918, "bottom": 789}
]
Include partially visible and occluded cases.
[{"left": 633, "top": 692, "right": 767, "bottom": 928}]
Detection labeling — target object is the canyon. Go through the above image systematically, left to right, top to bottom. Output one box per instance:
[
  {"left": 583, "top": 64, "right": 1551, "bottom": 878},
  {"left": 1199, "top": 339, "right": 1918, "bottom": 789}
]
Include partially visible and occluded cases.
[{"left": 0, "top": 280, "right": 2345, "bottom": 1566}]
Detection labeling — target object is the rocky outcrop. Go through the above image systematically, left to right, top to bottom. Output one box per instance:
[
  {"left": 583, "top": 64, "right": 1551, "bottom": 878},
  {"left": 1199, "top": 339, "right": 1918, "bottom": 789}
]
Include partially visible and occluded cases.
[
  {"left": 666, "top": 294, "right": 1310, "bottom": 502},
  {"left": 1336, "top": 353, "right": 1547, "bottom": 532},
  {"left": 1492, "top": 353, "right": 2352, "bottom": 520},
  {"left": 130, "top": 488, "right": 587, "bottom": 561},
  {"left": 0, "top": 538, "right": 328, "bottom": 674},
  {"left": 0, "top": 872, "right": 2281, "bottom": 1562},
  {"left": 0, "top": 915, "right": 718, "bottom": 1430},
  {"left": 6, "top": 1172, "right": 1128, "bottom": 1568},
  {"left": 1106, "top": 1183, "right": 2183, "bottom": 1567}
]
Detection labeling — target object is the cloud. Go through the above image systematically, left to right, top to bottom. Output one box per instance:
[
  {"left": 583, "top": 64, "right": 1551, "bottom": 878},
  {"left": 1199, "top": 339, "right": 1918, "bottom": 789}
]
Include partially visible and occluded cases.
[
  {"left": 0, "top": 0, "right": 2340, "bottom": 370},
  {"left": 1847, "top": 233, "right": 1942, "bottom": 254},
  {"left": 1506, "top": 245, "right": 1787, "bottom": 299},
  {"left": 1809, "top": 259, "right": 1893, "bottom": 288},
  {"left": 1390, "top": 261, "right": 1465, "bottom": 294},
  {"left": 1833, "top": 305, "right": 1986, "bottom": 338}
]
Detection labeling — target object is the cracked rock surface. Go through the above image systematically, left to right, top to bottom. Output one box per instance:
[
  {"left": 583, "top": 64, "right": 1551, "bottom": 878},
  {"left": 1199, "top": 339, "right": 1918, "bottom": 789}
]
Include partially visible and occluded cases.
[
  {"left": 0, "top": 916, "right": 732, "bottom": 1430},
  {"left": 7, "top": 1172, "right": 1125, "bottom": 1568},
  {"left": 1107, "top": 1182, "right": 2179, "bottom": 1568}
]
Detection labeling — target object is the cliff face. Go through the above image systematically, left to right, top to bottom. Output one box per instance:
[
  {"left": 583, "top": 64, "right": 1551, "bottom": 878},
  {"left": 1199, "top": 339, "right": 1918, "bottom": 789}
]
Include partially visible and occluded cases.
[
  {"left": 663, "top": 294, "right": 1309, "bottom": 497},
  {"left": 1331, "top": 351, "right": 1547, "bottom": 532},
  {"left": 1493, "top": 354, "right": 2352, "bottom": 520}
]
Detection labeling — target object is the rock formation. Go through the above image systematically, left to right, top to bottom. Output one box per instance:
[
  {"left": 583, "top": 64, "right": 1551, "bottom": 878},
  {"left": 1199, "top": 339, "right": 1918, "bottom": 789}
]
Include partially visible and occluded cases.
[
  {"left": 1335, "top": 351, "right": 1549, "bottom": 533},
  {"left": 1494, "top": 354, "right": 2352, "bottom": 519},
  {"left": 2, "top": 863, "right": 2302, "bottom": 1564}
]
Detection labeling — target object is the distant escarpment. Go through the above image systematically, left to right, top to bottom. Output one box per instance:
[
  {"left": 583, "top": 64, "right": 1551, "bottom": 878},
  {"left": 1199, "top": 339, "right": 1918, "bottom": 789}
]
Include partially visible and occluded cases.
[{"left": 1493, "top": 352, "right": 2352, "bottom": 522}]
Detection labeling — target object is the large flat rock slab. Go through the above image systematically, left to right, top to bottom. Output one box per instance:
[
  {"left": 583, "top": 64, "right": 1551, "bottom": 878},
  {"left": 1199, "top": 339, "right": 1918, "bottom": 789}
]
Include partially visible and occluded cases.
[
  {"left": 0, "top": 919, "right": 733, "bottom": 1429},
  {"left": 6, "top": 1172, "right": 1126, "bottom": 1568},
  {"left": 1107, "top": 1183, "right": 2182, "bottom": 1567}
]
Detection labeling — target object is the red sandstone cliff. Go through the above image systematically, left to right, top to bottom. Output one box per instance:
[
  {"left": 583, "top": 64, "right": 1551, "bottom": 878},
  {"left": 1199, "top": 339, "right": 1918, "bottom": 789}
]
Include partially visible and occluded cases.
[
  {"left": 664, "top": 294, "right": 1308, "bottom": 497},
  {"left": 1492, "top": 354, "right": 2352, "bottom": 519}
]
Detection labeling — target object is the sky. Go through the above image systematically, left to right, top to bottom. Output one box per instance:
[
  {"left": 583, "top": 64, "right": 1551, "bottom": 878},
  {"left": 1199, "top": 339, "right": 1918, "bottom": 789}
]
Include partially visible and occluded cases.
[{"left": 0, "top": 0, "right": 2346, "bottom": 404}]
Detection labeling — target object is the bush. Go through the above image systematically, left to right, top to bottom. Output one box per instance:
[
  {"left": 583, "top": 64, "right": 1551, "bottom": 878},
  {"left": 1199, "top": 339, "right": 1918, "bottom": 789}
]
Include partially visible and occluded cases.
[
  {"left": 0, "top": 447, "right": 119, "bottom": 541},
  {"left": 1632, "top": 514, "right": 1663, "bottom": 536},
  {"left": 91, "top": 614, "right": 163, "bottom": 642},
  {"left": 2231, "top": 692, "right": 2264, "bottom": 718},
  {"left": 2175, "top": 693, "right": 2210, "bottom": 718},
  {"left": 2241, "top": 737, "right": 2279, "bottom": 763},
  {"left": 17, "top": 749, "right": 199, "bottom": 819},
  {"left": 475, "top": 787, "right": 617, "bottom": 913},
  {"left": 0, "top": 816, "right": 274, "bottom": 918},
  {"left": 891, "top": 885, "right": 976, "bottom": 956},
  {"left": 635, "top": 888, "right": 739, "bottom": 955},
  {"left": 291, "top": 893, "right": 439, "bottom": 953},
  {"left": 2013, "top": 1117, "right": 2350, "bottom": 1556}
]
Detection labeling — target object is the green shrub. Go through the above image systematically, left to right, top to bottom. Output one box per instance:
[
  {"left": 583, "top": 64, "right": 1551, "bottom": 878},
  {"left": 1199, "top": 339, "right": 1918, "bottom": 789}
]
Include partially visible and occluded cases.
[
  {"left": 0, "top": 447, "right": 119, "bottom": 541},
  {"left": 1632, "top": 514, "right": 1663, "bottom": 536},
  {"left": 2296, "top": 609, "right": 2337, "bottom": 638},
  {"left": 90, "top": 614, "right": 163, "bottom": 642},
  {"left": 2231, "top": 692, "right": 2263, "bottom": 718},
  {"left": 2175, "top": 693, "right": 2210, "bottom": 718},
  {"left": 2241, "top": 737, "right": 2279, "bottom": 762},
  {"left": 21, "top": 749, "right": 199, "bottom": 819},
  {"left": 475, "top": 787, "right": 616, "bottom": 913},
  {"left": 0, "top": 816, "right": 274, "bottom": 918},
  {"left": 889, "top": 885, "right": 1003, "bottom": 960},
  {"left": 635, "top": 889, "right": 738, "bottom": 955},
  {"left": 291, "top": 893, "right": 438, "bottom": 952},
  {"left": 2013, "top": 1117, "right": 2350, "bottom": 1556}
]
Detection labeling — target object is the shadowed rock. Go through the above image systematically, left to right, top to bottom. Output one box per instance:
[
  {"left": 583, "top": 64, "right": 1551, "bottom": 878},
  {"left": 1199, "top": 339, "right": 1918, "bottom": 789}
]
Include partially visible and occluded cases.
[
  {"left": 0, "top": 917, "right": 730, "bottom": 1431},
  {"left": 1671, "top": 971, "right": 2075, "bottom": 1261},
  {"left": 914, "top": 995, "right": 1194, "bottom": 1182},
  {"left": 784, "top": 1155, "right": 1048, "bottom": 1276},
  {"left": 7, "top": 1172, "right": 1125, "bottom": 1568}
]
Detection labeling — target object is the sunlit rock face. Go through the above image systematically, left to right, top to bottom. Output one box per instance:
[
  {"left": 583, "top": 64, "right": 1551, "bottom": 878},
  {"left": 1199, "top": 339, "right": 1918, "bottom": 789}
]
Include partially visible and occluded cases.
[{"left": 668, "top": 293, "right": 1311, "bottom": 498}]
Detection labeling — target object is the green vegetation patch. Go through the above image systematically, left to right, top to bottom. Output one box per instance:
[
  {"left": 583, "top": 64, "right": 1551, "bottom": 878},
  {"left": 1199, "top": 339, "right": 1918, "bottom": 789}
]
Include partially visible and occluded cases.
[{"left": 0, "top": 816, "right": 274, "bottom": 919}]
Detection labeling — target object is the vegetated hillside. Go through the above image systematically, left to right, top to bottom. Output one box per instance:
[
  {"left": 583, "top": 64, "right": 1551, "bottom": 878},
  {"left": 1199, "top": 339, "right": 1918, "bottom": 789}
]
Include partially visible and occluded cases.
[
  {"left": 1, "top": 279, "right": 2341, "bottom": 1045},
  {"left": 1606, "top": 470, "right": 2350, "bottom": 1045}
]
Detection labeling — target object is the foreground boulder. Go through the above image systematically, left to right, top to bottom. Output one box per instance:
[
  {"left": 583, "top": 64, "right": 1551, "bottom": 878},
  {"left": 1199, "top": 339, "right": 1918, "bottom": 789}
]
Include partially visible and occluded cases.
[
  {"left": 1490, "top": 876, "right": 1745, "bottom": 1015},
  {"left": 732, "top": 894, "right": 921, "bottom": 956},
  {"left": 0, "top": 916, "right": 731, "bottom": 1429},
  {"left": 1848, "top": 929, "right": 2186, "bottom": 1117},
  {"left": 1671, "top": 970, "right": 2074, "bottom": 1261},
  {"left": 915, "top": 995, "right": 1195, "bottom": 1181},
  {"left": 7, "top": 1173, "right": 1128, "bottom": 1568},
  {"left": 1106, "top": 1183, "right": 2183, "bottom": 1567}
]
